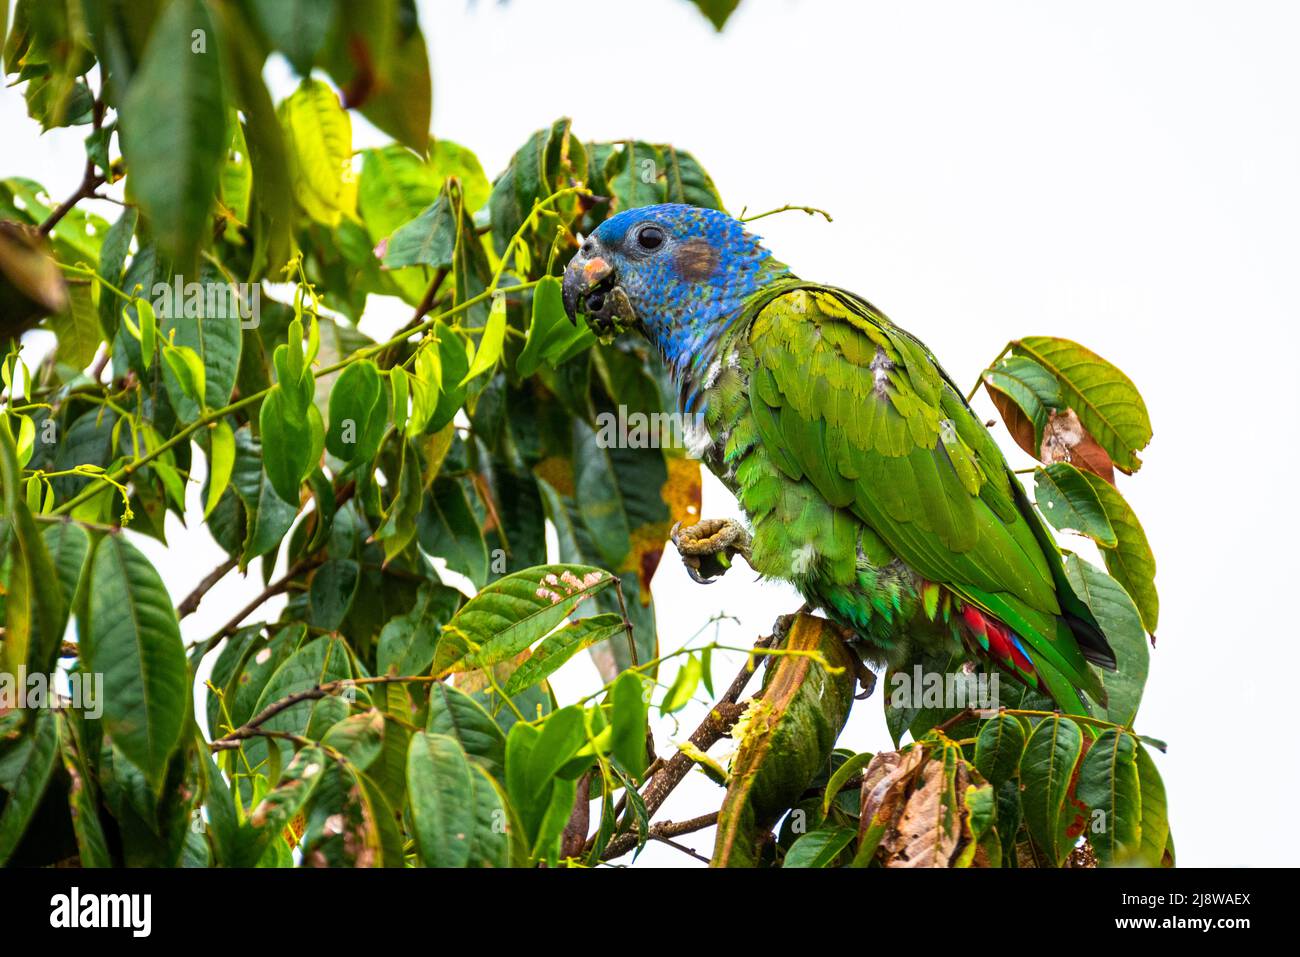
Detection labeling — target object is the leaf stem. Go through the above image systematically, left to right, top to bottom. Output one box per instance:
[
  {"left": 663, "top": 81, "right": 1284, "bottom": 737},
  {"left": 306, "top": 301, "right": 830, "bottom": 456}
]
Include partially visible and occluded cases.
[{"left": 50, "top": 279, "right": 539, "bottom": 517}]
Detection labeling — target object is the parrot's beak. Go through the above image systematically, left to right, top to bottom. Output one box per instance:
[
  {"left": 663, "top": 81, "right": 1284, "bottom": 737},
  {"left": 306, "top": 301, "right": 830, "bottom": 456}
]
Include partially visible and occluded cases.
[
  {"left": 562, "top": 245, "right": 636, "bottom": 343},
  {"left": 561, "top": 252, "right": 614, "bottom": 323}
]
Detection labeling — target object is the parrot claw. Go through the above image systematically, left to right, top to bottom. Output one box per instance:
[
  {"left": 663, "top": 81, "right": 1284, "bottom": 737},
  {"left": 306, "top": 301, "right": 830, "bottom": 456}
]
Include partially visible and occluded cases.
[{"left": 671, "top": 518, "right": 752, "bottom": 585}]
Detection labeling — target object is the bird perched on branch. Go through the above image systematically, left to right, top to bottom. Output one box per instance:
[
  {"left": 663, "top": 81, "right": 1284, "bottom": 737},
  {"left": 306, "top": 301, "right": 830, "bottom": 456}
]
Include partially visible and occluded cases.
[{"left": 562, "top": 204, "right": 1115, "bottom": 712}]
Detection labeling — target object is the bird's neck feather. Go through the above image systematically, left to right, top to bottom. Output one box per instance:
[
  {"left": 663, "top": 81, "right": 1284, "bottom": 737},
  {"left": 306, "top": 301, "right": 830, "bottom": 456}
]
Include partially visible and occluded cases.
[{"left": 637, "top": 257, "right": 792, "bottom": 410}]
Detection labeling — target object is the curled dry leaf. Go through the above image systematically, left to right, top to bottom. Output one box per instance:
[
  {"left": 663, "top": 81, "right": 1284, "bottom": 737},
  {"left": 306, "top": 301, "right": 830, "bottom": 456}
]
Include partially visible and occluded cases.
[
  {"left": 1039, "top": 407, "right": 1116, "bottom": 486},
  {"left": 856, "top": 746, "right": 925, "bottom": 861},
  {"left": 884, "top": 758, "right": 966, "bottom": 868}
]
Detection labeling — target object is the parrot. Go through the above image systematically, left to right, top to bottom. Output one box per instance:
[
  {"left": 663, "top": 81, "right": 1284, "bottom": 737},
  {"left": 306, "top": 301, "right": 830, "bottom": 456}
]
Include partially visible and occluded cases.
[{"left": 561, "top": 203, "right": 1116, "bottom": 712}]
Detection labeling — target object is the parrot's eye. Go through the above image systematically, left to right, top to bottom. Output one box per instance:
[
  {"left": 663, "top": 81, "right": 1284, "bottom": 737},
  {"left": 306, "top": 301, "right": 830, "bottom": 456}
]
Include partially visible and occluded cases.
[{"left": 634, "top": 224, "right": 665, "bottom": 252}]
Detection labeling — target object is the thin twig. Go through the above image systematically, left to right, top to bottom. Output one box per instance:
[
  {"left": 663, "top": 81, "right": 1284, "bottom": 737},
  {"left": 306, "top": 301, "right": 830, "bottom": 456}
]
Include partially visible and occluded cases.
[
  {"left": 38, "top": 101, "right": 106, "bottom": 236},
  {"left": 738, "top": 203, "right": 833, "bottom": 224},
  {"left": 190, "top": 555, "right": 326, "bottom": 658},
  {"left": 176, "top": 556, "right": 239, "bottom": 620},
  {"left": 595, "top": 624, "right": 783, "bottom": 861},
  {"left": 209, "top": 674, "right": 441, "bottom": 750},
  {"left": 649, "top": 812, "right": 718, "bottom": 839},
  {"left": 650, "top": 834, "right": 711, "bottom": 865}
]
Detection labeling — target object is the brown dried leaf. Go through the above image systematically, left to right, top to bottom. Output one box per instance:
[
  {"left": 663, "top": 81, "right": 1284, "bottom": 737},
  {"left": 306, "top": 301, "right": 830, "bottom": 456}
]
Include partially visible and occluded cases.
[
  {"left": 989, "top": 387, "right": 1041, "bottom": 460},
  {"left": 1040, "top": 407, "right": 1116, "bottom": 486},
  {"left": 858, "top": 746, "right": 925, "bottom": 843},
  {"left": 884, "top": 759, "right": 963, "bottom": 868}
]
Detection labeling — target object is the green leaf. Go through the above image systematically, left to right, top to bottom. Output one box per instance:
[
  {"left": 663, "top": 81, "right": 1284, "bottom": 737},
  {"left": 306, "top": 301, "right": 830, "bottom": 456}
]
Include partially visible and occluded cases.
[
  {"left": 118, "top": 0, "right": 226, "bottom": 267},
  {"left": 210, "top": 0, "right": 294, "bottom": 276},
  {"left": 247, "top": 0, "right": 339, "bottom": 75},
  {"left": 324, "top": 0, "right": 431, "bottom": 155},
  {"left": 690, "top": 0, "right": 742, "bottom": 31},
  {"left": 278, "top": 78, "right": 355, "bottom": 226},
  {"left": 605, "top": 140, "right": 666, "bottom": 210},
  {"left": 659, "top": 145, "right": 725, "bottom": 209},
  {"left": 382, "top": 185, "right": 457, "bottom": 269},
  {"left": 96, "top": 207, "right": 137, "bottom": 340},
  {"left": 158, "top": 270, "right": 243, "bottom": 421},
  {"left": 516, "top": 275, "right": 568, "bottom": 378},
  {"left": 47, "top": 283, "right": 102, "bottom": 371},
  {"left": 458, "top": 293, "right": 506, "bottom": 387},
  {"left": 134, "top": 297, "right": 156, "bottom": 370},
  {"left": 407, "top": 324, "right": 468, "bottom": 435},
  {"left": 1012, "top": 336, "right": 1152, "bottom": 474},
  {"left": 162, "top": 343, "right": 206, "bottom": 410},
  {"left": 982, "top": 354, "right": 1061, "bottom": 459},
  {"left": 325, "top": 359, "right": 385, "bottom": 463},
  {"left": 259, "top": 386, "right": 324, "bottom": 504},
  {"left": 204, "top": 420, "right": 235, "bottom": 519},
  {"left": 374, "top": 440, "right": 424, "bottom": 563},
  {"left": 1034, "top": 462, "right": 1117, "bottom": 547},
  {"left": 1080, "top": 471, "right": 1159, "bottom": 632},
  {"left": 417, "top": 477, "right": 488, "bottom": 588},
  {"left": 1, "top": 507, "right": 71, "bottom": 680},
  {"left": 84, "top": 535, "right": 188, "bottom": 790},
  {"left": 1064, "top": 555, "right": 1148, "bottom": 728},
  {"left": 309, "top": 558, "right": 360, "bottom": 631},
  {"left": 430, "top": 564, "right": 614, "bottom": 677},
  {"left": 376, "top": 580, "right": 461, "bottom": 677},
  {"left": 502, "top": 613, "right": 625, "bottom": 697},
  {"left": 253, "top": 636, "right": 355, "bottom": 738},
  {"left": 660, "top": 654, "right": 702, "bottom": 715},
  {"left": 610, "top": 670, "right": 650, "bottom": 781},
  {"left": 425, "top": 683, "right": 507, "bottom": 780},
  {"left": 504, "top": 707, "right": 590, "bottom": 863},
  {"left": 321, "top": 708, "right": 385, "bottom": 772},
  {"left": 0, "top": 711, "right": 59, "bottom": 864},
  {"left": 973, "top": 712, "right": 1027, "bottom": 786},
  {"left": 57, "top": 713, "right": 113, "bottom": 868},
  {"left": 1018, "top": 715, "right": 1083, "bottom": 865},
  {"left": 1076, "top": 729, "right": 1141, "bottom": 867},
  {"left": 406, "top": 731, "right": 507, "bottom": 867},
  {"left": 244, "top": 743, "right": 327, "bottom": 858},
  {"left": 1134, "top": 743, "right": 1170, "bottom": 866},
  {"left": 821, "top": 751, "right": 874, "bottom": 817},
  {"left": 300, "top": 759, "right": 381, "bottom": 866},
  {"left": 783, "top": 826, "right": 856, "bottom": 868}
]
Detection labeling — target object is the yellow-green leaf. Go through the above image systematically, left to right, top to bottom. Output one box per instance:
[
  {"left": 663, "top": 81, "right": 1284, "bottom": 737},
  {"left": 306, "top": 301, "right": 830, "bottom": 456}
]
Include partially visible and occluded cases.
[
  {"left": 278, "top": 78, "right": 356, "bottom": 226},
  {"left": 458, "top": 294, "right": 505, "bottom": 387},
  {"left": 204, "top": 420, "right": 235, "bottom": 519}
]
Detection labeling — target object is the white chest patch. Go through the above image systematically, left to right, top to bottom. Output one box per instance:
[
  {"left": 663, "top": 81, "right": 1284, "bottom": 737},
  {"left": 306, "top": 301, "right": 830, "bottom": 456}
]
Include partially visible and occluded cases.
[
  {"left": 869, "top": 347, "right": 894, "bottom": 395},
  {"left": 683, "top": 416, "right": 716, "bottom": 460}
]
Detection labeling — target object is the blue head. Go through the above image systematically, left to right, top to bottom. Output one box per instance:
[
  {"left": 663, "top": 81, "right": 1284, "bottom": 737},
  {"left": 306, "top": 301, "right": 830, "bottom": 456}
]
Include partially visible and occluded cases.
[{"left": 562, "top": 204, "right": 790, "bottom": 372}]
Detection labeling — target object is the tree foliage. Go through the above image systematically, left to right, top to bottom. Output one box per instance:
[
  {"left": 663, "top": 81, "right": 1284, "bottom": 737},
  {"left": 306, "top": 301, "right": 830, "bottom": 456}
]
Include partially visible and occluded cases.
[{"left": 0, "top": 0, "right": 1167, "bottom": 869}]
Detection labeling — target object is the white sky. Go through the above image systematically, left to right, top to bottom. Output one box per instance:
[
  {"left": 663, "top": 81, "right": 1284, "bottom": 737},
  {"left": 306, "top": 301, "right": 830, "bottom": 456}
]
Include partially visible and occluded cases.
[{"left": 4, "top": 0, "right": 1298, "bottom": 867}]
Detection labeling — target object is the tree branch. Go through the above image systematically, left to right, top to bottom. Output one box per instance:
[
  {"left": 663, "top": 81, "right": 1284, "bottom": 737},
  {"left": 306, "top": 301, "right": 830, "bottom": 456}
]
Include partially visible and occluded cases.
[
  {"left": 38, "top": 100, "right": 107, "bottom": 236},
  {"left": 178, "top": 482, "right": 356, "bottom": 622},
  {"left": 176, "top": 556, "right": 239, "bottom": 620},
  {"left": 594, "top": 622, "right": 784, "bottom": 861},
  {"left": 209, "top": 673, "right": 440, "bottom": 749}
]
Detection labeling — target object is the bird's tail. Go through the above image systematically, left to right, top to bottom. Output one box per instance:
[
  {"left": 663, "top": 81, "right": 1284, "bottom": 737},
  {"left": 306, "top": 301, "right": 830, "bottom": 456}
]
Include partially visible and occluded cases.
[{"left": 918, "top": 580, "right": 1108, "bottom": 713}]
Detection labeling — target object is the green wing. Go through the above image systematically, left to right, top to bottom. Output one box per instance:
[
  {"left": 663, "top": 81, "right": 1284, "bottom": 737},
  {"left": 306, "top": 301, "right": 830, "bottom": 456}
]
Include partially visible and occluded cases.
[{"left": 745, "top": 284, "right": 1102, "bottom": 702}]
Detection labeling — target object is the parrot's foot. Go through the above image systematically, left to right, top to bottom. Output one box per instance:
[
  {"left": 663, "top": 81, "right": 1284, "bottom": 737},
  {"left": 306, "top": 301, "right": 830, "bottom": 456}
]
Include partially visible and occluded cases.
[
  {"left": 671, "top": 518, "right": 752, "bottom": 584},
  {"left": 853, "top": 658, "right": 877, "bottom": 700}
]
